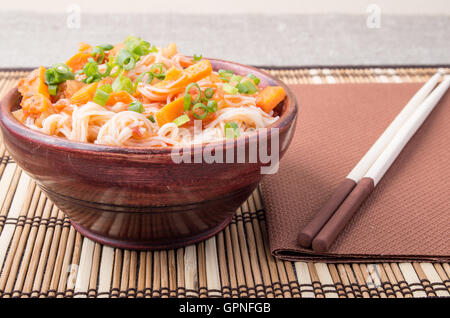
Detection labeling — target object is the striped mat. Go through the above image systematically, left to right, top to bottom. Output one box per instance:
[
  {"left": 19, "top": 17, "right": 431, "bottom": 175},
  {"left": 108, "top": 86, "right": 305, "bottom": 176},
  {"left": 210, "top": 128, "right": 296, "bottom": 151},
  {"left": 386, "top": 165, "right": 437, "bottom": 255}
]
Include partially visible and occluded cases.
[{"left": 0, "top": 68, "right": 449, "bottom": 298}]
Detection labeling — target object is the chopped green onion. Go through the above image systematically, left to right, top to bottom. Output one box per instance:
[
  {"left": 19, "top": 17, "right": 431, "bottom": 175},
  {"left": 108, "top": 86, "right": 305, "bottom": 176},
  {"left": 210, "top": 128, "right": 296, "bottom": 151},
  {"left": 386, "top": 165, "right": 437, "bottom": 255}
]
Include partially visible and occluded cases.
[
  {"left": 124, "top": 36, "right": 151, "bottom": 57},
  {"left": 99, "top": 44, "right": 114, "bottom": 51},
  {"left": 116, "top": 49, "right": 136, "bottom": 71},
  {"left": 193, "top": 54, "right": 202, "bottom": 62},
  {"left": 45, "top": 63, "right": 75, "bottom": 88},
  {"left": 149, "top": 63, "right": 166, "bottom": 80},
  {"left": 218, "top": 69, "right": 233, "bottom": 82},
  {"left": 134, "top": 71, "right": 154, "bottom": 90},
  {"left": 247, "top": 73, "right": 260, "bottom": 85},
  {"left": 112, "top": 75, "right": 134, "bottom": 94},
  {"left": 230, "top": 75, "right": 242, "bottom": 83},
  {"left": 237, "top": 80, "right": 258, "bottom": 95},
  {"left": 185, "top": 83, "right": 201, "bottom": 104},
  {"left": 222, "top": 83, "right": 238, "bottom": 94},
  {"left": 48, "top": 84, "right": 58, "bottom": 96},
  {"left": 99, "top": 84, "right": 113, "bottom": 93},
  {"left": 93, "top": 87, "right": 111, "bottom": 106},
  {"left": 204, "top": 87, "right": 214, "bottom": 99},
  {"left": 183, "top": 94, "right": 192, "bottom": 111},
  {"left": 128, "top": 100, "right": 144, "bottom": 113},
  {"left": 206, "top": 100, "right": 218, "bottom": 113},
  {"left": 192, "top": 103, "right": 208, "bottom": 120},
  {"left": 173, "top": 114, "right": 190, "bottom": 126},
  {"left": 148, "top": 115, "right": 155, "bottom": 123},
  {"left": 225, "top": 122, "right": 240, "bottom": 139}
]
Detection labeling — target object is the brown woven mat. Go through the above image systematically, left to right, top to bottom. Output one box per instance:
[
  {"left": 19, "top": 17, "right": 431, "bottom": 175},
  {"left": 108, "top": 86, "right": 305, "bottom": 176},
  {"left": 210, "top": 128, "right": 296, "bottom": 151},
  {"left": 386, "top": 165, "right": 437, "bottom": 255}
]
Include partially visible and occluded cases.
[
  {"left": 0, "top": 68, "right": 449, "bottom": 298},
  {"left": 261, "top": 82, "right": 450, "bottom": 262}
]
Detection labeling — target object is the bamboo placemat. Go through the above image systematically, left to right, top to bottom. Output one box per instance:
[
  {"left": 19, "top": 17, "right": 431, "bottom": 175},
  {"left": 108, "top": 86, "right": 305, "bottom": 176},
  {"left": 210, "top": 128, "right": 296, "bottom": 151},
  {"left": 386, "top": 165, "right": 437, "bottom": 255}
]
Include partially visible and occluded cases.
[{"left": 0, "top": 67, "right": 449, "bottom": 298}]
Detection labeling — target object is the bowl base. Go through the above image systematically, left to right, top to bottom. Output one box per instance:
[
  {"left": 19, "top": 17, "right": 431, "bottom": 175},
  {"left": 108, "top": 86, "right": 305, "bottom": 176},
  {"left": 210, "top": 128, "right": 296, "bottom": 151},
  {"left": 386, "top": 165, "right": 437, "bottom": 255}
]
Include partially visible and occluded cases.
[{"left": 70, "top": 214, "right": 234, "bottom": 250}]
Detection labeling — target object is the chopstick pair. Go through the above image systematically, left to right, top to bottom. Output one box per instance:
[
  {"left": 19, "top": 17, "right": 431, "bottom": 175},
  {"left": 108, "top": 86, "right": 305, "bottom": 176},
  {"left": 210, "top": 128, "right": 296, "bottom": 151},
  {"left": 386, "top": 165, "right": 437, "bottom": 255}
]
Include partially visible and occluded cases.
[{"left": 298, "top": 71, "right": 450, "bottom": 252}]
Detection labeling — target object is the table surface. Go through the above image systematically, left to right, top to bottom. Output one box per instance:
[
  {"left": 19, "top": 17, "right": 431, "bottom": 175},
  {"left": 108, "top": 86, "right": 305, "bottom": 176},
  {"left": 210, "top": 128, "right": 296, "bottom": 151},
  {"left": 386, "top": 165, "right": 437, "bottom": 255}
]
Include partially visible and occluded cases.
[{"left": 0, "top": 66, "right": 449, "bottom": 298}]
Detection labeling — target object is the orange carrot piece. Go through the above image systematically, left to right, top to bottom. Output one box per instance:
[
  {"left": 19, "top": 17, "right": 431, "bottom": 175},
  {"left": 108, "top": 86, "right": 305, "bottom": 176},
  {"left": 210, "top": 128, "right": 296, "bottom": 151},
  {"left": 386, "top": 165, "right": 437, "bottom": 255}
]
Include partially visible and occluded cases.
[
  {"left": 78, "top": 42, "right": 92, "bottom": 53},
  {"left": 161, "top": 43, "right": 178, "bottom": 58},
  {"left": 66, "top": 52, "right": 91, "bottom": 72},
  {"left": 156, "top": 59, "right": 212, "bottom": 90},
  {"left": 183, "top": 59, "right": 212, "bottom": 84},
  {"left": 18, "top": 66, "right": 49, "bottom": 99},
  {"left": 70, "top": 82, "right": 98, "bottom": 105},
  {"left": 256, "top": 86, "right": 286, "bottom": 113},
  {"left": 106, "top": 91, "right": 133, "bottom": 106},
  {"left": 21, "top": 93, "right": 52, "bottom": 115},
  {"left": 155, "top": 97, "right": 185, "bottom": 126}
]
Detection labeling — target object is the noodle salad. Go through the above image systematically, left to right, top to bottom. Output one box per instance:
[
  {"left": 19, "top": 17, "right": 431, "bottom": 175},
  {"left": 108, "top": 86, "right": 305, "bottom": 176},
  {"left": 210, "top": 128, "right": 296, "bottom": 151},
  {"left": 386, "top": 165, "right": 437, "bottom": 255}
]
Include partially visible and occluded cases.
[{"left": 15, "top": 36, "right": 286, "bottom": 147}]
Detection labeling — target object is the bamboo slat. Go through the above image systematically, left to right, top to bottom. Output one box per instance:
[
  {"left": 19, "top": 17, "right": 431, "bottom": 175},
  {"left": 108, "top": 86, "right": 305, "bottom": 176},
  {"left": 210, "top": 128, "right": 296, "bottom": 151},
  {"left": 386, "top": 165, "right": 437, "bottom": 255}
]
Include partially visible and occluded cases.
[{"left": 0, "top": 67, "right": 448, "bottom": 298}]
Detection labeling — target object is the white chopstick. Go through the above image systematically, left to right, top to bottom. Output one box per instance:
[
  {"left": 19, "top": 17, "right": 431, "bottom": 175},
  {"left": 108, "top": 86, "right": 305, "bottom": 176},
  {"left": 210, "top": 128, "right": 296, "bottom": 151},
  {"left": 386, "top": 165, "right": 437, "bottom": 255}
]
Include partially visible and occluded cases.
[
  {"left": 346, "top": 70, "right": 444, "bottom": 182},
  {"left": 299, "top": 71, "right": 448, "bottom": 249},
  {"left": 311, "top": 75, "right": 450, "bottom": 252},
  {"left": 365, "top": 75, "right": 450, "bottom": 185}
]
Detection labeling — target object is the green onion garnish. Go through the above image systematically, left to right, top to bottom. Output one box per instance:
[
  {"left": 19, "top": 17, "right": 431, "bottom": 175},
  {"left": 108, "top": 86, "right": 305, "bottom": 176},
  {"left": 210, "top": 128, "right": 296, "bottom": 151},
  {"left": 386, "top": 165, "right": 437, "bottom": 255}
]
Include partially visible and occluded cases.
[
  {"left": 124, "top": 36, "right": 152, "bottom": 57},
  {"left": 99, "top": 44, "right": 114, "bottom": 51},
  {"left": 116, "top": 49, "right": 136, "bottom": 71},
  {"left": 193, "top": 54, "right": 202, "bottom": 62},
  {"left": 45, "top": 63, "right": 75, "bottom": 95},
  {"left": 149, "top": 63, "right": 166, "bottom": 80},
  {"left": 218, "top": 69, "right": 233, "bottom": 82},
  {"left": 247, "top": 73, "right": 260, "bottom": 85},
  {"left": 112, "top": 75, "right": 135, "bottom": 94},
  {"left": 230, "top": 75, "right": 242, "bottom": 83},
  {"left": 237, "top": 80, "right": 258, "bottom": 95},
  {"left": 185, "top": 83, "right": 201, "bottom": 104},
  {"left": 222, "top": 83, "right": 238, "bottom": 94},
  {"left": 48, "top": 84, "right": 58, "bottom": 96},
  {"left": 93, "top": 86, "right": 111, "bottom": 106},
  {"left": 204, "top": 87, "right": 214, "bottom": 99},
  {"left": 183, "top": 93, "right": 192, "bottom": 111},
  {"left": 128, "top": 100, "right": 144, "bottom": 113},
  {"left": 206, "top": 100, "right": 218, "bottom": 113},
  {"left": 192, "top": 103, "right": 208, "bottom": 120},
  {"left": 173, "top": 114, "right": 190, "bottom": 126},
  {"left": 148, "top": 115, "right": 155, "bottom": 123},
  {"left": 225, "top": 122, "right": 240, "bottom": 139}
]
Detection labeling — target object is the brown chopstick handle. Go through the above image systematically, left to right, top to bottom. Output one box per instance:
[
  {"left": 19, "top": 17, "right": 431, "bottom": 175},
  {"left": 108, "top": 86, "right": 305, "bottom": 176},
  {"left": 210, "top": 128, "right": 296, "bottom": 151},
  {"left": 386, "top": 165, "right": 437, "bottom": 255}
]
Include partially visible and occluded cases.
[
  {"left": 311, "top": 177, "right": 375, "bottom": 252},
  {"left": 298, "top": 178, "right": 356, "bottom": 248}
]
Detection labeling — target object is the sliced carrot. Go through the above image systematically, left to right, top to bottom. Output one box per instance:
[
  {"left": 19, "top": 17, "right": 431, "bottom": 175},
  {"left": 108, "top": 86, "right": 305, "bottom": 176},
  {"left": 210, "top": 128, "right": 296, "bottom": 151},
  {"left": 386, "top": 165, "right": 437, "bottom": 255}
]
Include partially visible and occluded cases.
[
  {"left": 78, "top": 42, "right": 92, "bottom": 53},
  {"left": 161, "top": 43, "right": 178, "bottom": 58},
  {"left": 66, "top": 52, "right": 91, "bottom": 72},
  {"left": 155, "top": 59, "right": 212, "bottom": 90},
  {"left": 183, "top": 59, "right": 212, "bottom": 84},
  {"left": 18, "top": 66, "right": 49, "bottom": 99},
  {"left": 70, "top": 82, "right": 98, "bottom": 105},
  {"left": 256, "top": 86, "right": 286, "bottom": 113},
  {"left": 106, "top": 91, "right": 133, "bottom": 106},
  {"left": 21, "top": 93, "right": 52, "bottom": 115},
  {"left": 155, "top": 97, "right": 185, "bottom": 126}
]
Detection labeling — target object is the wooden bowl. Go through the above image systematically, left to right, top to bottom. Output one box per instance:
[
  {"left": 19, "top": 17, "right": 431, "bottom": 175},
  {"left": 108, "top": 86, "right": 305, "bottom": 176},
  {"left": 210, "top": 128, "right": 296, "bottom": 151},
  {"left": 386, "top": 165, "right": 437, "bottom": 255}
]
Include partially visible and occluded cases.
[{"left": 0, "top": 59, "right": 298, "bottom": 249}]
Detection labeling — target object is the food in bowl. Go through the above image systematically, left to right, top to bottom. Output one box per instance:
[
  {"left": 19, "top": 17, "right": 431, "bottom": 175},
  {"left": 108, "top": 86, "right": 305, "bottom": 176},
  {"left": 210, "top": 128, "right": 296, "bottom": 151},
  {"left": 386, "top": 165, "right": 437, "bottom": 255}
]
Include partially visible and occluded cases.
[
  {"left": 0, "top": 36, "right": 297, "bottom": 249},
  {"left": 15, "top": 36, "right": 286, "bottom": 147}
]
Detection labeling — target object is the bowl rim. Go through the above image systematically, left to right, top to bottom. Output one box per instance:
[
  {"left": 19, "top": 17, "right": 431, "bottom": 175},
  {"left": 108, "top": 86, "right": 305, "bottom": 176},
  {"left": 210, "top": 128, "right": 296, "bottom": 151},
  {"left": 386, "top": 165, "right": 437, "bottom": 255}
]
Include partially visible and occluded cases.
[{"left": 0, "top": 58, "right": 298, "bottom": 155}]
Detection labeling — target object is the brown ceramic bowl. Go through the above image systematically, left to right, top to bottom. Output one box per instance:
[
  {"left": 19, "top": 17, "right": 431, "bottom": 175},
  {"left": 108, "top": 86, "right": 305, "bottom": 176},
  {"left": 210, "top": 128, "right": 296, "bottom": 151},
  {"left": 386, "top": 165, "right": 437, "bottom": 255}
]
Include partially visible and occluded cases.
[{"left": 0, "top": 59, "right": 297, "bottom": 249}]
